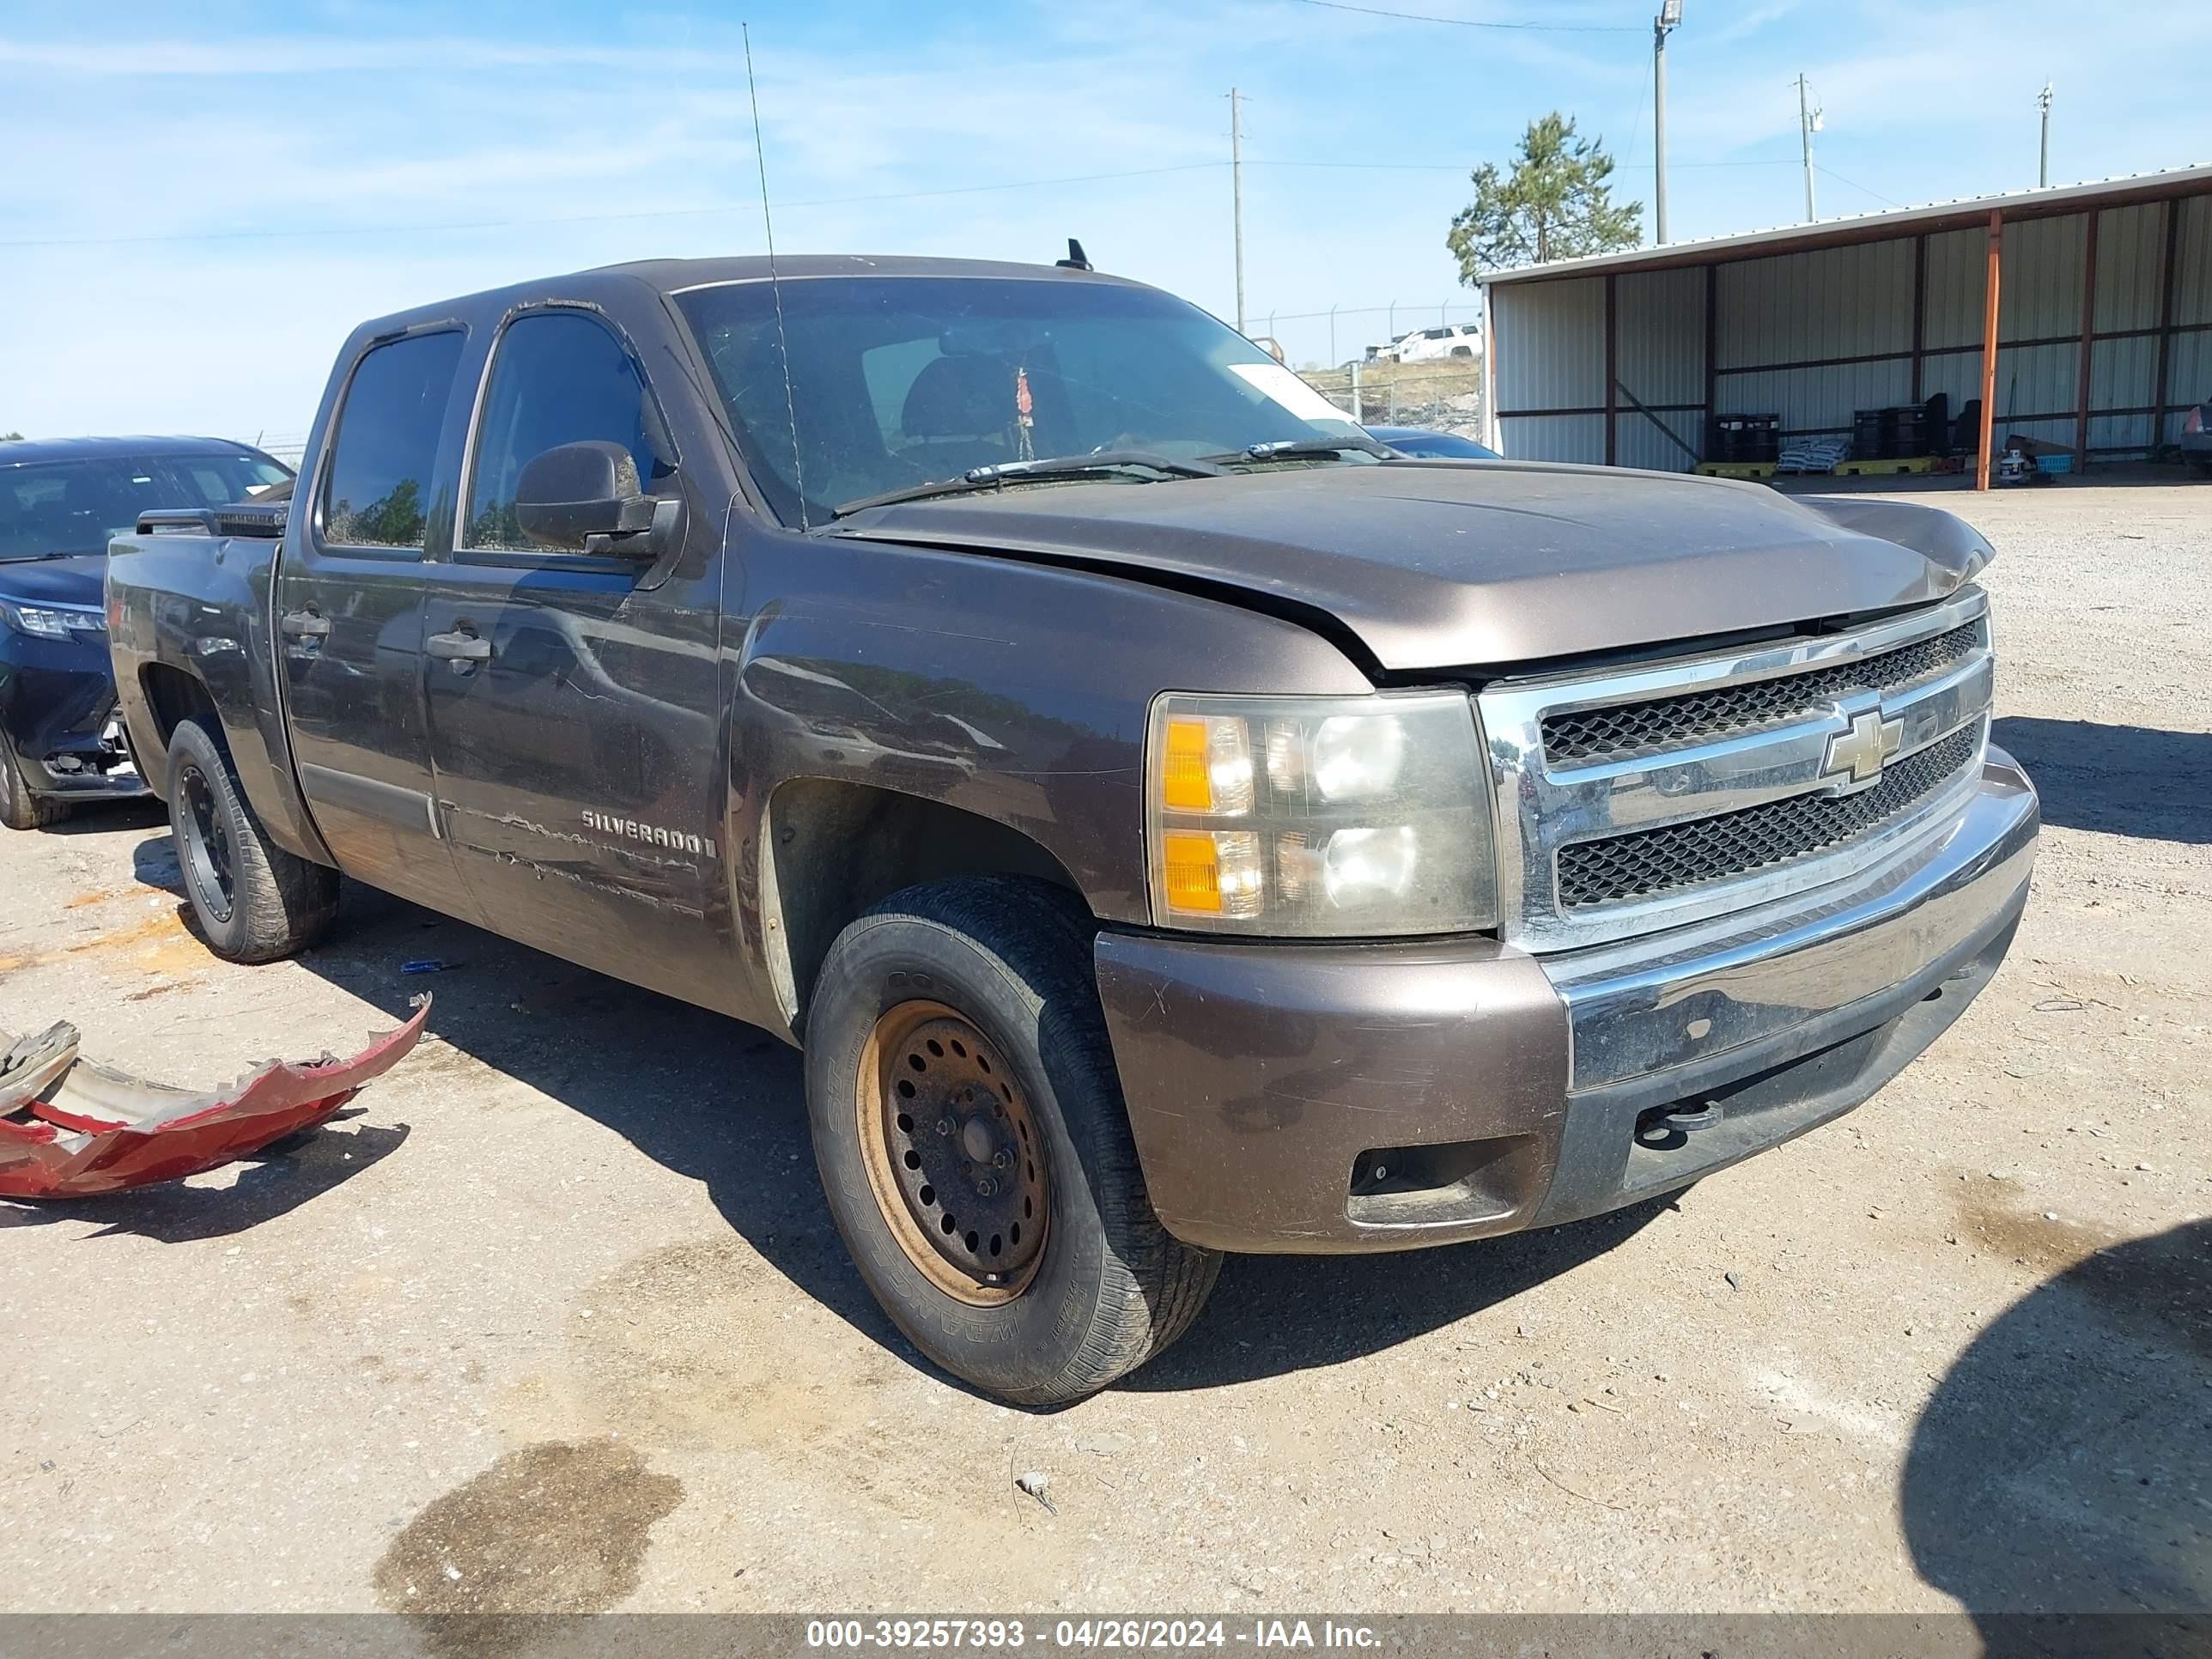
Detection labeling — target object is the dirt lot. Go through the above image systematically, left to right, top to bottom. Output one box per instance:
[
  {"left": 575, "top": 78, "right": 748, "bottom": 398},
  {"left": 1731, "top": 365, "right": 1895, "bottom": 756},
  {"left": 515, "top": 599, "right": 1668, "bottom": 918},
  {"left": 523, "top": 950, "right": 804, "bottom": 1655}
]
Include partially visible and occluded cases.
[{"left": 1, "top": 477, "right": 2205, "bottom": 1621}]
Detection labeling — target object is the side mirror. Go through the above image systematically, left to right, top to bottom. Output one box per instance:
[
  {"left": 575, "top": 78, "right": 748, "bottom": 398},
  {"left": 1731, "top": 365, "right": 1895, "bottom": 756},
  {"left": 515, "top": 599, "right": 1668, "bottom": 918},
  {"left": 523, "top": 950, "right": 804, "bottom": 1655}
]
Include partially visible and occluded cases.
[{"left": 514, "top": 441, "right": 677, "bottom": 557}]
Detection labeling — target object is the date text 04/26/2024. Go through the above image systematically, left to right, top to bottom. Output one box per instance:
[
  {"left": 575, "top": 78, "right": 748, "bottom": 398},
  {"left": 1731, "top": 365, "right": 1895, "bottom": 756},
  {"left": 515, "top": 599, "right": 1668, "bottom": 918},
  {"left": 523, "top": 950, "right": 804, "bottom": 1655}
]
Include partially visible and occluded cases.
[{"left": 804, "top": 1620, "right": 1380, "bottom": 1650}]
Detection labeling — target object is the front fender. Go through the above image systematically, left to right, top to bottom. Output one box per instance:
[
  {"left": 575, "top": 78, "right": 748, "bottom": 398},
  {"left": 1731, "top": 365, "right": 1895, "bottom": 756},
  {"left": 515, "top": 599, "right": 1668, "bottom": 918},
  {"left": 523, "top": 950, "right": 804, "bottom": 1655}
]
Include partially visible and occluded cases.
[
  {"left": 1795, "top": 495, "right": 1996, "bottom": 588},
  {"left": 726, "top": 531, "right": 1375, "bottom": 933}
]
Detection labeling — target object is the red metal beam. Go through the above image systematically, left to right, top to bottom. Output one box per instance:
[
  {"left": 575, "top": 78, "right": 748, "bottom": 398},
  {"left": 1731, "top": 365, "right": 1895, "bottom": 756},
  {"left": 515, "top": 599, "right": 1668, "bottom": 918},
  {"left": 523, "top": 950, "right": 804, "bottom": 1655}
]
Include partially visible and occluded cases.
[{"left": 1977, "top": 210, "right": 2002, "bottom": 491}]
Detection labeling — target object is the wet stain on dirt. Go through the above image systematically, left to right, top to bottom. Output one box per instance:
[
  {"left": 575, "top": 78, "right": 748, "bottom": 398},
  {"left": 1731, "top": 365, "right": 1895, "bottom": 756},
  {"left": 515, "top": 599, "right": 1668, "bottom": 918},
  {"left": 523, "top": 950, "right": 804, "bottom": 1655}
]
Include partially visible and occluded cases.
[
  {"left": 1952, "top": 1187, "right": 2117, "bottom": 1274},
  {"left": 1954, "top": 1194, "right": 2209, "bottom": 1364},
  {"left": 374, "top": 1438, "right": 682, "bottom": 1640}
]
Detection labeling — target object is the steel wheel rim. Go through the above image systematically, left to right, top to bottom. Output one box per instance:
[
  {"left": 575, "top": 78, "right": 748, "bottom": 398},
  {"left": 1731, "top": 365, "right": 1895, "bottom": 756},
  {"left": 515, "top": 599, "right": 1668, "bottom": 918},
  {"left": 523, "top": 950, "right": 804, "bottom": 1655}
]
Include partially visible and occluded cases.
[
  {"left": 177, "top": 763, "right": 234, "bottom": 924},
  {"left": 854, "top": 1000, "right": 1049, "bottom": 1307}
]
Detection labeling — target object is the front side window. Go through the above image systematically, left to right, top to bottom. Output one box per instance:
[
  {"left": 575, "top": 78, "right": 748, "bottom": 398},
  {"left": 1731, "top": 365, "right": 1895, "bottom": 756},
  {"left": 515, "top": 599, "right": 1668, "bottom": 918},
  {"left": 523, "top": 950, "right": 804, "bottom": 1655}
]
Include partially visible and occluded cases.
[
  {"left": 674, "top": 276, "right": 1365, "bottom": 526},
  {"left": 464, "top": 310, "right": 672, "bottom": 552},
  {"left": 321, "top": 331, "right": 465, "bottom": 550},
  {"left": 166, "top": 453, "right": 294, "bottom": 507}
]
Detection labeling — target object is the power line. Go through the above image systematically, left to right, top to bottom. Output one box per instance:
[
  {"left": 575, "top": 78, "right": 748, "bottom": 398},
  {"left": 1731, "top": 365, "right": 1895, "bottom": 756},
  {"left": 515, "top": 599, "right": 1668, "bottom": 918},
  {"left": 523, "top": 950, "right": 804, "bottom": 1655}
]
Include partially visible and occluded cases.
[
  {"left": 1283, "top": 0, "right": 1640, "bottom": 30},
  {"left": 1814, "top": 163, "right": 1906, "bottom": 210}
]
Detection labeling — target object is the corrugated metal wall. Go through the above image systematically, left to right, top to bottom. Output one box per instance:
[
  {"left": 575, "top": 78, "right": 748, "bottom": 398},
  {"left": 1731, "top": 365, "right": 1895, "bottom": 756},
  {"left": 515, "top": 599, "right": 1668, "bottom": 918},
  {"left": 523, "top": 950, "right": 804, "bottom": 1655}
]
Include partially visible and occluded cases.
[
  {"left": 1490, "top": 183, "right": 2212, "bottom": 469},
  {"left": 2165, "top": 193, "right": 2212, "bottom": 445},
  {"left": 1615, "top": 266, "right": 1705, "bottom": 471},
  {"left": 1492, "top": 277, "right": 1606, "bottom": 414}
]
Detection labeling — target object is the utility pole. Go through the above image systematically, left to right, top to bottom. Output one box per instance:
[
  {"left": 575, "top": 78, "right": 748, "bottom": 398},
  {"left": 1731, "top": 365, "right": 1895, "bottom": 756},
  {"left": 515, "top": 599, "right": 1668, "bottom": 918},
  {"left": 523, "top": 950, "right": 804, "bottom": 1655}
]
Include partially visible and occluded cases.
[
  {"left": 1653, "top": 0, "right": 1682, "bottom": 244},
  {"left": 1796, "top": 74, "right": 1821, "bottom": 223},
  {"left": 2037, "top": 82, "right": 2053, "bottom": 187},
  {"left": 1229, "top": 88, "right": 1247, "bottom": 334},
  {"left": 1328, "top": 304, "right": 1337, "bottom": 368}
]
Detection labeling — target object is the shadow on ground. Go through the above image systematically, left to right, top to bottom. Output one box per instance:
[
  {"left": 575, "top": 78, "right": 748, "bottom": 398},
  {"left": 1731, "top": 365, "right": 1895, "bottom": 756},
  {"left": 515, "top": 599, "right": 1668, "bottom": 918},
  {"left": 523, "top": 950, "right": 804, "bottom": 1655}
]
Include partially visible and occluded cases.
[
  {"left": 1993, "top": 716, "right": 2212, "bottom": 844},
  {"left": 40, "top": 796, "right": 166, "bottom": 839},
  {"left": 81, "top": 827, "right": 1662, "bottom": 1397},
  {"left": 0, "top": 1113, "right": 411, "bottom": 1242},
  {"left": 1122, "top": 1196, "right": 1669, "bottom": 1391},
  {"left": 1902, "top": 1218, "right": 2211, "bottom": 1616}
]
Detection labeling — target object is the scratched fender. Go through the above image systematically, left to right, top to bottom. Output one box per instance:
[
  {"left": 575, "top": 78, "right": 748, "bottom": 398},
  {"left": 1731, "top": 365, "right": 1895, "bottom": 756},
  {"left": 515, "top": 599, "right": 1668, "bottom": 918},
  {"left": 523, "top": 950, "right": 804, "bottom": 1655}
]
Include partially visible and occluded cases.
[{"left": 0, "top": 1003, "right": 428, "bottom": 1199}]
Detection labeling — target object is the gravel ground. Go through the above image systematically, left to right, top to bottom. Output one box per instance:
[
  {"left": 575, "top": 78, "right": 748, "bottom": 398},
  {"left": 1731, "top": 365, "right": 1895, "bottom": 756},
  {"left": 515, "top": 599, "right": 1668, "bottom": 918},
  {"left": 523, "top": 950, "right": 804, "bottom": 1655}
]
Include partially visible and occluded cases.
[{"left": 0, "top": 476, "right": 2205, "bottom": 1623}]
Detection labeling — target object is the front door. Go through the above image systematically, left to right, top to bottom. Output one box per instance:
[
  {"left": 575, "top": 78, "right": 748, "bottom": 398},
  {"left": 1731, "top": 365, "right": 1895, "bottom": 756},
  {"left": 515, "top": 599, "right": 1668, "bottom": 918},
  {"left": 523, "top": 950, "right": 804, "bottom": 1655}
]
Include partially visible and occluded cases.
[
  {"left": 417, "top": 306, "right": 728, "bottom": 1006},
  {"left": 275, "top": 327, "right": 479, "bottom": 921}
]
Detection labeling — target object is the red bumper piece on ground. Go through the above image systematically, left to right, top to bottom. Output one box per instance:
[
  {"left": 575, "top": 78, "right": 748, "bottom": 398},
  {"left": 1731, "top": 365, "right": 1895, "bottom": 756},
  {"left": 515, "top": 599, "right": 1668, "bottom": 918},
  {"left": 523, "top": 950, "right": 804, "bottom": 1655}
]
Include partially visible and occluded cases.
[{"left": 0, "top": 1002, "right": 428, "bottom": 1198}]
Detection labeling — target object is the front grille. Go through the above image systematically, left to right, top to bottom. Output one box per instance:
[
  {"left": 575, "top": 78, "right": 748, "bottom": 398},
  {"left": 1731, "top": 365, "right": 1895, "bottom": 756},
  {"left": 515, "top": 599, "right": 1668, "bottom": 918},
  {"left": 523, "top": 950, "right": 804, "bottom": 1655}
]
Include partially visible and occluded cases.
[
  {"left": 1542, "top": 619, "right": 1984, "bottom": 765},
  {"left": 1556, "top": 723, "right": 1983, "bottom": 908}
]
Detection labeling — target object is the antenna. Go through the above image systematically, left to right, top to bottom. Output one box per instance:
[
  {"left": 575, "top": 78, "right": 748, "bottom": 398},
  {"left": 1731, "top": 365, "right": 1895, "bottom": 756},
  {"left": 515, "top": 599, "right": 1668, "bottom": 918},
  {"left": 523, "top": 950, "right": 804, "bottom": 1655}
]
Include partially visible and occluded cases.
[{"left": 744, "top": 22, "right": 810, "bottom": 530}]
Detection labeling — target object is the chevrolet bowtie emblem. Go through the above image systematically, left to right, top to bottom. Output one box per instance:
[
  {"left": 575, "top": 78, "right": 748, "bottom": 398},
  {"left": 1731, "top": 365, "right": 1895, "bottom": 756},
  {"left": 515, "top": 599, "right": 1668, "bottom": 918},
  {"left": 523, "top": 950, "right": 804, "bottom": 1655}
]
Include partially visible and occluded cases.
[{"left": 1822, "top": 708, "right": 1904, "bottom": 790}]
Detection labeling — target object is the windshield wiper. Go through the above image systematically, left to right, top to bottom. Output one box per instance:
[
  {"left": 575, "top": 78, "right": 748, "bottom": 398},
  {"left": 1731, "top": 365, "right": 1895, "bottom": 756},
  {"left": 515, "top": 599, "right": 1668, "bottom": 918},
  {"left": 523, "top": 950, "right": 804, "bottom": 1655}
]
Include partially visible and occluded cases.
[
  {"left": 1203, "top": 436, "right": 1394, "bottom": 465},
  {"left": 831, "top": 450, "right": 1225, "bottom": 519}
]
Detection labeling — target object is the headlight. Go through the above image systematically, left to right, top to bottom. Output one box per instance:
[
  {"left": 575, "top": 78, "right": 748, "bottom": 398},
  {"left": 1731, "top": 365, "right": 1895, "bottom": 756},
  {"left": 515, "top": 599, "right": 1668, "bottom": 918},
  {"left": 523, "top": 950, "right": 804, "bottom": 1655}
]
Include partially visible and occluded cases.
[
  {"left": 0, "top": 600, "right": 105, "bottom": 640},
  {"left": 1146, "top": 690, "right": 1497, "bottom": 937}
]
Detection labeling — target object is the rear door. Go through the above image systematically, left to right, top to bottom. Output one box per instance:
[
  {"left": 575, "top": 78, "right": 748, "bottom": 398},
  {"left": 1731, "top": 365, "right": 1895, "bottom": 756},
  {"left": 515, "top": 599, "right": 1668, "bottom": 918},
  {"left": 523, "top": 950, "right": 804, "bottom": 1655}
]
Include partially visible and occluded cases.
[
  {"left": 416, "top": 304, "right": 727, "bottom": 1002},
  {"left": 275, "top": 327, "right": 481, "bottom": 920}
]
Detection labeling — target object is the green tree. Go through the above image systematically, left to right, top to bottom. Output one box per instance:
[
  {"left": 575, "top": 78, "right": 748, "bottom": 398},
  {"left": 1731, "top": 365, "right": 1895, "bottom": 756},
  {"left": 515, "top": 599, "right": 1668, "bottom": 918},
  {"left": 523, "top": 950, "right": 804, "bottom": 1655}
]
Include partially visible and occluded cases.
[
  {"left": 1448, "top": 112, "right": 1642, "bottom": 283},
  {"left": 2, "top": 432, "right": 21, "bottom": 441}
]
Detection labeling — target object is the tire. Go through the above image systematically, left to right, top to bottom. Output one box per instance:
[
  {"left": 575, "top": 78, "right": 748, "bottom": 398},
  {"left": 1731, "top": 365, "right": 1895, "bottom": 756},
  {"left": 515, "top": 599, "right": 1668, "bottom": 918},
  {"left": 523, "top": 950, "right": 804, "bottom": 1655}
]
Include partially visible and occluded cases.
[
  {"left": 167, "top": 717, "right": 339, "bottom": 963},
  {"left": 0, "top": 743, "right": 68, "bottom": 830},
  {"left": 805, "top": 876, "right": 1221, "bottom": 1406}
]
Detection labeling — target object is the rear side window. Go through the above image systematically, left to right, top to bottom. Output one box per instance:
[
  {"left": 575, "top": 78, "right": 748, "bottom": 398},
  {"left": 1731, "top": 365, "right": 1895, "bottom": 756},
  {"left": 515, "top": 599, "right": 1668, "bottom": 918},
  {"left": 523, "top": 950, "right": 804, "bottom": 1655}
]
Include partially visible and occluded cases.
[
  {"left": 464, "top": 310, "right": 673, "bottom": 552},
  {"left": 321, "top": 331, "right": 465, "bottom": 550}
]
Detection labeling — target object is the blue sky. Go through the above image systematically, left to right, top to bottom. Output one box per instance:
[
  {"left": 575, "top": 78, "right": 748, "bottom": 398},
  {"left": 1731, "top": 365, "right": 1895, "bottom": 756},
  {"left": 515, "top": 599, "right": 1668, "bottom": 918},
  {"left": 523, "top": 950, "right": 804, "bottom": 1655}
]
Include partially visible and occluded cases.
[{"left": 5, "top": 0, "right": 2207, "bottom": 448}]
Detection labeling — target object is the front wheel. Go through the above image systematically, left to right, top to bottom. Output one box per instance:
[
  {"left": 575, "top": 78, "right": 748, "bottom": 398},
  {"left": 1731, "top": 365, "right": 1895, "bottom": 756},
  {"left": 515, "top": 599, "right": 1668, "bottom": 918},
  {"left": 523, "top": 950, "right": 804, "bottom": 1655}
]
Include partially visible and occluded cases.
[
  {"left": 167, "top": 717, "right": 339, "bottom": 963},
  {"left": 0, "top": 743, "right": 68, "bottom": 830},
  {"left": 805, "top": 877, "right": 1220, "bottom": 1405}
]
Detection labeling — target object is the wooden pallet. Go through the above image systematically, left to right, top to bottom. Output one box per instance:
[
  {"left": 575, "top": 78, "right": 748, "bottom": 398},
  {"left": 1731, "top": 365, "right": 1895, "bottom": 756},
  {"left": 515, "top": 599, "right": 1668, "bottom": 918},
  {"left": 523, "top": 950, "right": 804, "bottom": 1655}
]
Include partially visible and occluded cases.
[
  {"left": 1833, "top": 454, "right": 1937, "bottom": 477},
  {"left": 1694, "top": 460, "right": 1776, "bottom": 479}
]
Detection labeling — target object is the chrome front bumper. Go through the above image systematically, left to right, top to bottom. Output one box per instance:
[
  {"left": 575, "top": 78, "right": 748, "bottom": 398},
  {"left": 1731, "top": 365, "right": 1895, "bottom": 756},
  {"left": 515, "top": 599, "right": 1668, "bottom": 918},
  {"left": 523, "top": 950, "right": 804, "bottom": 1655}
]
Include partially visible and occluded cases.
[
  {"left": 1532, "top": 748, "right": 2039, "bottom": 1224},
  {"left": 1095, "top": 750, "right": 2037, "bottom": 1254}
]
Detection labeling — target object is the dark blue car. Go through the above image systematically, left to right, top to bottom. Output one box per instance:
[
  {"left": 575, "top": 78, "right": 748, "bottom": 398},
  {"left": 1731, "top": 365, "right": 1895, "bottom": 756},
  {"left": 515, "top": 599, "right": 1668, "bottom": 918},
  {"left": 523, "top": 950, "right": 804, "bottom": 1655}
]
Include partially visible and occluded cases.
[
  {"left": 1365, "top": 424, "right": 1499, "bottom": 460},
  {"left": 1, "top": 435, "right": 290, "bottom": 829}
]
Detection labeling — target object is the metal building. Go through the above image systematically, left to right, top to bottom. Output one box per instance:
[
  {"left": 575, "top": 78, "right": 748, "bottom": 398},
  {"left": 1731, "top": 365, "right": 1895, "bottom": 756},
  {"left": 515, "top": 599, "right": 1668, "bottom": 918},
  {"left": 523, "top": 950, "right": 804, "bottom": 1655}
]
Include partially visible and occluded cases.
[{"left": 1482, "top": 163, "right": 2212, "bottom": 486}]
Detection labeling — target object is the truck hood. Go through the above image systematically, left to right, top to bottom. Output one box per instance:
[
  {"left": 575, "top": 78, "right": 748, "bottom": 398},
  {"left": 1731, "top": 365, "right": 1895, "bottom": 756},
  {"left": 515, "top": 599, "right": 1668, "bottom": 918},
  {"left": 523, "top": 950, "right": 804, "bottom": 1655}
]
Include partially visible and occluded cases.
[
  {"left": 831, "top": 461, "right": 1994, "bottom": 672},
  {"left": 0, "top": 554, "right": 106, "bottom": 610}
]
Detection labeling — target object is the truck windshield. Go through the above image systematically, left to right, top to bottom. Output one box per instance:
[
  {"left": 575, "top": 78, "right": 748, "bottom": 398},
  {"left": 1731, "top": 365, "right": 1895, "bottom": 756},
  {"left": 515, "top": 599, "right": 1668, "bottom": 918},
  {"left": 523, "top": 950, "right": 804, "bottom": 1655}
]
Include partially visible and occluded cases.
[
  {"left": 674, "top": 276, "right": 1370, "bottom": 526},
  {"left": 1, "top": 453, "right": 293, "bottom": 561}
]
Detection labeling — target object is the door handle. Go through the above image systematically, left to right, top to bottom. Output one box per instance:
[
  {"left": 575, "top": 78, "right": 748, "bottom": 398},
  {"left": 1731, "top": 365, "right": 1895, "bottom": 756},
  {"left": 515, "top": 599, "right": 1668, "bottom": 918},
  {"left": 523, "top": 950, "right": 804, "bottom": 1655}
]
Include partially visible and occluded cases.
[
  {"left": 280, "top": 609, "right": 331, "bottom": 639},
  {"left": 426, "top": 628, "right": 492, "bottom": 665}
]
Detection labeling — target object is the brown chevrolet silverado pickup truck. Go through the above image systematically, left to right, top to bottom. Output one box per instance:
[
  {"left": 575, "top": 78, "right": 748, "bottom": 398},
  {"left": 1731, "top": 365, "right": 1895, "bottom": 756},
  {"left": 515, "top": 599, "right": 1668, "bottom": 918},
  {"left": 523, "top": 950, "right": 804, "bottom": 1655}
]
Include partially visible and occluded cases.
[{"left": 105, "top": 255, "right": 2038, "bottom": 1403}]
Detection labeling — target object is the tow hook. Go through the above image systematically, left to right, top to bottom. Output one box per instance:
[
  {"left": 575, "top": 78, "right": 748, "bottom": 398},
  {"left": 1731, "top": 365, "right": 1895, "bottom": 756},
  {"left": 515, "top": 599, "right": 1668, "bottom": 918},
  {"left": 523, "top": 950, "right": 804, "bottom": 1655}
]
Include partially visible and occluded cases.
[{"left": 1635, "top": 1101, "right": 1720, "bottom": 1150}]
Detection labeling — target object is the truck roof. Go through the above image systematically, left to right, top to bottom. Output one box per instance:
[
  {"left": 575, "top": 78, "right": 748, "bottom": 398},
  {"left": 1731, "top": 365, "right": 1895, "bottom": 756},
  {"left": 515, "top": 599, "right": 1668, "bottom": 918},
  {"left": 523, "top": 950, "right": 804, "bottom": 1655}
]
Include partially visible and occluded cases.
[
  {"left": 348, "top": 254, "right": 1149, "bottom": 343},
  {"left": 0, "top": 434, "right": 279, "bottom": 465}
]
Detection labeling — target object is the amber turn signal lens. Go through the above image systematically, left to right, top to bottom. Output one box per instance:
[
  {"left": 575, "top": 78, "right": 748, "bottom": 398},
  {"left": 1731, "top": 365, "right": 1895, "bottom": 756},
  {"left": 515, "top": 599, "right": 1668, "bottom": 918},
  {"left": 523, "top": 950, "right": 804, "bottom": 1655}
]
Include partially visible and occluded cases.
[
  {"left": 1161, "top": 716, "right": 1216, "bottom": 811},
  {"left": 1160, "top": 830, "right": 1224, "bottom": 913}
]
